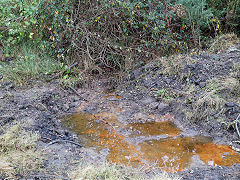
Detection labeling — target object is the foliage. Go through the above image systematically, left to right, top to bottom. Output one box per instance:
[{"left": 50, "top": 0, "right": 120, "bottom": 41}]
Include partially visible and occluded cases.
[
  {"left": 0, "top": 0, "right": 74, "bottom": 57},
  {"left": 0, "top": 0, "right": 239, "bottom": 75},
  {"left": 69, "top": 0, "right": 193, "bottom": 72},
  {"left": 177, "top": 0, "right": 213, "bottom": 47},
  {"left": 206, "top": 0, "right": 240, "bottom": 35}
]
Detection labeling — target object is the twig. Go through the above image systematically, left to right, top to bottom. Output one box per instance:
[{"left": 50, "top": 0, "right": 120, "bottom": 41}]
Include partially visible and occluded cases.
[
  {"left": 48, "top": 62, "right": 78, "bottom": 81},
  {"left": 68, "top": 86, "right": 81, "bottom": 96},
  {"left": 68, "top": 86, "right": 87, "bottom": 100},
  {"left": 235, "top": 114, "right": 240, "bottom": 138},
  {"left": 46, "top": 139, "right": 82, "bottom": 147}
]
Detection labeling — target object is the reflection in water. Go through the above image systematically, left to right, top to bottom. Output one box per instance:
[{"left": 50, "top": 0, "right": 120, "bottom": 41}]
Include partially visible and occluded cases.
[
  {"left": 64, "top": 113, "right": 240, "bottom": 172},
  {"left": 64, "top": 113, "right": 144, "bottom": 167},
  {"left": 127, "top": 121, "right": 181, "bottom": 137},
  {"left": 139, "top": 136, "right": 212, "bottom": 172},
  {"left": 195, "top": 143, "right": 240, "bottom": 166}
]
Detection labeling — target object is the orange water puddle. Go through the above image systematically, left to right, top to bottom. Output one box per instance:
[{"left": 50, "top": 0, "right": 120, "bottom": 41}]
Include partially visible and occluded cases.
[
  {"left": 64, "top": 112, "right": 240, "bottom": 172},
  {"left": 127, "top": 121, "right": 181, "bottom": 137}
]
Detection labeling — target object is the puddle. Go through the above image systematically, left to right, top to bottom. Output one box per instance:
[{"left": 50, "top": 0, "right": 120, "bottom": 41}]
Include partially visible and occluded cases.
[
  {"left": 63, "top": 112, "right": 240, "bottom": 172},
  {"left": 127, "top": 121, "right": 181, "bottom": 137}
]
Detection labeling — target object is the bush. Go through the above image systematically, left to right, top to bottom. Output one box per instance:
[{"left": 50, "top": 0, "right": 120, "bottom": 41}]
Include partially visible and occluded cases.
[
  {"left": 0, "top": 0, "right": 74, "bottom": 57},
  {"left": 1, "top": 0, "right": 237, "bottom": 75},
  {"left": 206, "top": 0, "right": 240, "bottom": 35}
]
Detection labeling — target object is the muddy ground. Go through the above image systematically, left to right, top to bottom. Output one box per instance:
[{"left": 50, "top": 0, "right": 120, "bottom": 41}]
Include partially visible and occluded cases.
[{"left": 1, "top": 46, "right": 240, "bottom": 179}]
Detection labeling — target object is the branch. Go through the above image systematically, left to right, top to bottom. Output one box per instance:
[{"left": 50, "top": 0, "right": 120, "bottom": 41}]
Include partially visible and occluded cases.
[{"left": 48, "top": 62, "right": 78, "bottom": 81}]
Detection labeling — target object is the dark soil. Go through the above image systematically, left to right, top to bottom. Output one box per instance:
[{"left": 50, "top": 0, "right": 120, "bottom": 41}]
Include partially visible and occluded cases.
[{"left": 1, "top": 46, "right": 240, "bottom": 179}]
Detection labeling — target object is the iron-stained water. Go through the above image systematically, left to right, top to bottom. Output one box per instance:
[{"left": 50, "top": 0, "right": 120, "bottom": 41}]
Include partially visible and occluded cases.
[{"left": 63, "top": 113, "right": 240, "bottom": 172}]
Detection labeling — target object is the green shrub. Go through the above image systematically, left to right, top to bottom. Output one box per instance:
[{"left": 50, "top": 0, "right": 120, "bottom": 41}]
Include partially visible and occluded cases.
[
  {"left": 0, "top": 0, "right": 74, "bottom": 57},
  {"left": 1, "top": 0, "right": 236, "bottom": 75},
  {"left": 177, "top": 0, "right": 213, "bottom": 47},
  {"left": 206, "top": 0, "right": 240, "bottom": 35},
  {"left": 0, "top": 43, "right": 61, "bottom": 85}
]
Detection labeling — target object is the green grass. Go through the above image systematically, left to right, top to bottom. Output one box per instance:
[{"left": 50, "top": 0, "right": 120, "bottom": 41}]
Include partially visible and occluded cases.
[{"left": 0, "top": 43, "right": 61, "bottom": 85}]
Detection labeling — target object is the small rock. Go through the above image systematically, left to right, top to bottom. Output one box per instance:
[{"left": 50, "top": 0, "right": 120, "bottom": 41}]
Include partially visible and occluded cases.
[
  {"left": 227, "top": 47, "right": 240, "bottom": 53},
  {"left": 188, "top": 64, "right": 196, "bottom": 70},
  {"left": 130, "top": 69, "right": 142, "bottom": 80},
  {"left": 191, "top": 77, "right": 201, "bottom": 85},
  {"left": 165, "top": 78, "right": 171, "bottom": 84},
  {"left": 199, "top": 82, "right": 206, "bottom": 88},
  {"left": 0, "top": 91, "right": 5, "bottom": 99},
  {"left": 141, "top": 96, "right": 156, "bottom": 105},
  {"left": 149, "top": 102, "right": 159, "bottom": 110},
  {"left": 225, "top": 102, "right": 235, "bottom": 107},
  {"left": 158, "top": 103, "right": 170, "bottom": 112},
  {"left": 63, "top": 104, "right": 70, "bottom": 111},
  {"left": 133, "top": 113, "right": 153, "bottom": 122}
]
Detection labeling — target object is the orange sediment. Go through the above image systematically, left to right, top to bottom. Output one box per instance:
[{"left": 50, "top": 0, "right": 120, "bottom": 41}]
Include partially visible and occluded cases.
[
  {"left": 64, "top": 112, "right": 240, "bottom": 172},
  {"left": 195, "top": 142, "right": 240, "bottom": 166}
]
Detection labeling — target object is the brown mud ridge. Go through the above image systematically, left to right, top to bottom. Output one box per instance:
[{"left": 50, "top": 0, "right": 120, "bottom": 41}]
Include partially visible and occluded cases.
[{"left": 1, "top": 46, "right": 240, "bottom": 179}]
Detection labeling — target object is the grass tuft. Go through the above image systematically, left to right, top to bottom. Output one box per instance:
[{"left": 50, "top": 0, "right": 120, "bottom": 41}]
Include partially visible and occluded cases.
[
  {"left": 209, "top": 33, "right": 239, "bottom": 53},
  {"left": 0, "top": 43, "right": 61, "bottom": 85},
  {"left": 158, "top": 54, "right": 194, "bottom": 80},
  {"left": 0, "top": 123, "right": 44, "bottom": 179},
  {"left": 69, "top": 162, "right": 180, "bottom": 180}
]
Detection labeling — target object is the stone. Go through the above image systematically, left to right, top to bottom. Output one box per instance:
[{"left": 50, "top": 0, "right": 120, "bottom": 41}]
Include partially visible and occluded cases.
[
  {"left": 226, "top": 47, "right": 240, "bottom": 53},
  {"left": 187, "top": 64, "right": 196, "bottom": 71},
  {"left": 130, "top": 69, "right": 142, "bottom": 80},
  {"left": 199, "top": 82, "right": 206, "bottom": 88},
  {"left": 0, "top": 91, "right": 5, "bottom": 99},
  {"left": 141, "top": 96, "right": 156, "bottom": 105},
  {"left": 149, "top": 102, "right": 159, "bottom": 110},
  {"left": 225, "top": 102, "right": 235, "bottom": 107},
  {"left": 158, "top": 103, "right": 170, "bottom": 112},
  {"left": 63, "top": 104, "right": 70, "bottom": 111},
  {"left": 133, "top": 112, "right": 153, "bottom": 122}
]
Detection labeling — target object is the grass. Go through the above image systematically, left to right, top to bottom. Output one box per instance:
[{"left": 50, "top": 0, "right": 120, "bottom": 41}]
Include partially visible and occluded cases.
[
  {"left": 209, "top": 33, "right": 239, "bottom": 53},
  {"left": 0, "top": 43, "right": 61, "bottom": 85},
  {"left": 158, "top": 54, "right": 194, "bottom": 80},
  {"left": 184, "top": 75, "right": 240, "bottom": 123},
  {"left": 0, "top": 123, "right": 44, "bottom": 179},
  {"left": 69, "top": 162, "right": 180, "bottom": 180}
]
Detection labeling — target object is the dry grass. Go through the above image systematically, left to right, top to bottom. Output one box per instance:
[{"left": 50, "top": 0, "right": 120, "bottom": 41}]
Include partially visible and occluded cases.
[
  {"left": 209, "top": 33, "right": 239, "bottom": 53},
  {"left": 158, "top": 54, "right": 194, "bottom": 80},
  {"left": 185, "top": 76, "right": 240, "bottom": 122},
  {"left": 218, "top": 77, "right": 240, "bottom": 97},
  {"left": 186, "top": 91, "right": 225, "bottom": 122},
  {"left": 0, "top": 123, "right": 44, "bottom": 179},
  {"left": 69, "top": 162, "right": 180, "bottom": 180}
]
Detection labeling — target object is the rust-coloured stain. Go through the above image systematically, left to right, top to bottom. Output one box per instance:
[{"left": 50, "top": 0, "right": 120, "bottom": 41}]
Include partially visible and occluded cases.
[
  {"left": 101, "top": 94, "right": 123, "bottom": 100},
  {"left": 64, "top": 113, "right": 240, "bottom": 172},
  {"left": 64, "top": 113, "right": 144, "bottom": 166},
  {"left": 127, "top": 121, "right": 181, "bottom": 137},
  {"left": 139, "top": 136, "right": 212, "bottom": 172},
  {"left": 195, "top": 143, "right": 240, "bottom": 166}
]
